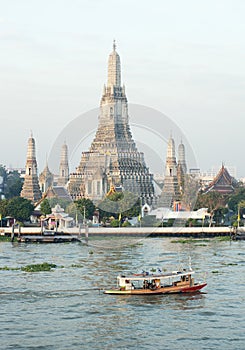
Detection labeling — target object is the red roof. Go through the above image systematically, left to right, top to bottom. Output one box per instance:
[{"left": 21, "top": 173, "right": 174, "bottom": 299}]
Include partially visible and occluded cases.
[{"left": 203, "top": 165, "right": 235, "bottom": 194}]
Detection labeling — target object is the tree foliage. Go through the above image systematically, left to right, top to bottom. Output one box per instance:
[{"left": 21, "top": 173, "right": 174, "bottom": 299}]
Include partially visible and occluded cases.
[
  {"left": 0, "top": 165, "right": 23, "bottom": 199},
  {"left": 0, "top": 165, "right": 7, "bottom": 182},
  {"left": 0, "top": 166, "right": 23, "bottom": 199},
  {"left": 5, "top": 171, "right": 23, "bottom": 198},
  {"left": 181, "top": 174, "right": 199, "bottom": 210},
  {"left": 227, "top": 187, "right": 245, "bottom": 212},
  {"left": 195, "top": 191, "right": 230, "bottom": 226},
  {"left": 195, "top": 191, "right": 225, "bottom": 213},
  {"left": 98, "top": 192, "right": 140, "bottom": 220},
  {"left": 6, "top": 197, "right": 34, "bottom": 222},
  {"left": 47, "top": 198, "right": 72, "bottom": 212},
  {"left": 75, "top": 198, "right": 95, "bottom": 220},
  {"left": 0, "top": 199, "right": 9, "bottom": 218},
  {"left": 40, "top": 199, "right": 51, "bottom": 216}
]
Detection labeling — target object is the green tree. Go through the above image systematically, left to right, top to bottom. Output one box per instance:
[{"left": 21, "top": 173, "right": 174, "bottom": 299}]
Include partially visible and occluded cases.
[
  {"left": 0, "top": 165, "right": 7, "bottom": 182},
  {"left": 0, "top": 167, "right": 23, "bottom": 199},
  {"left": 5, "top": 171, "right": 23, "bottom": 198},
  {"left": 181, "top": 174, "right": 199, "bottom": 210},
  {"left": 228, "top": 187, "right": 245, "bottom": 212},
  {"left": 98, "top": 191, "right": 140, "bottom": 220},
  {"left": 195, "top": 191, "right": 226, "bottom": 226},
  {"left": 7, "top": 197, "right": 34, "bottom": 223},
  {"left": 47, "top": 198, "right": 72, "bottom": 212},
  {"left": 75, "top": 198, "right": 95, "bottom": 220},
  {"left": 0, "top": 199, "right": 9, "bottom": 218},
  {"left": 40, "top": 199, "right": 51, "bottom": 216},
  {"left": 66, "top": 202, "right": 83, "bottom": 223},
  {"left": 110, "top": 219, "right": 120, "bottom": 227},
  {"left": 122, "top": 221, "right": 131, "bottom": 227}
]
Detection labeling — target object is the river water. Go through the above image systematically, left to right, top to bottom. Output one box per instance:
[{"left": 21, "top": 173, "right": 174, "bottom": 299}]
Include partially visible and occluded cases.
[{"left": 0, "top": 237, "right": 244, "bottom": 350}]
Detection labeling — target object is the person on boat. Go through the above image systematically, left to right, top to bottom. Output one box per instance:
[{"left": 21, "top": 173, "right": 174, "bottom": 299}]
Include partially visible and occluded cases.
[
  {"left": 143, "top": 280, "right": 148, "bottom": 289},
  {"left": 150, "top": 280, "right": 156, "bottom": 290}
]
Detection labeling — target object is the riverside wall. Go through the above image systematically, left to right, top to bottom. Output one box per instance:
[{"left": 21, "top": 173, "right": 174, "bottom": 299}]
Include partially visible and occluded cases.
[{"left": 3, "top": 226, "right": 244, "bottom": 237}]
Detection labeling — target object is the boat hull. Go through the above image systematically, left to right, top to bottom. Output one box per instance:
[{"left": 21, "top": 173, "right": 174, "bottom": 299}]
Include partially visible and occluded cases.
[{"left": 104, "top": 282, "right": 207, "bottom": 295}]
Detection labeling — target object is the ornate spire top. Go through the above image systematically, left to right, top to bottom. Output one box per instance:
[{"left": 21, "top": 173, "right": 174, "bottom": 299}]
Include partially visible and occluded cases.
[
  {"left": 107, "top": 41, "right": 121, "bottom": 87},
  {"left": 27, "top": 133, "right": 36, "bottom": 160}
]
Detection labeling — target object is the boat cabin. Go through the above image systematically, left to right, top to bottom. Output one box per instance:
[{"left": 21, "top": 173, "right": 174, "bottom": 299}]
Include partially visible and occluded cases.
[
  {"left": 117, "top": 271, "right": 194, "bottom": 291},
  {"left": 117, "top": 276, "right": 135, "bottom": 290}
]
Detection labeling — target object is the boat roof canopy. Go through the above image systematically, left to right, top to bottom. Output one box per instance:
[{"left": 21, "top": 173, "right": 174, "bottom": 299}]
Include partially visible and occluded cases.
[{"left": 117, "top": 270, "right": 194, "bottom": 282}]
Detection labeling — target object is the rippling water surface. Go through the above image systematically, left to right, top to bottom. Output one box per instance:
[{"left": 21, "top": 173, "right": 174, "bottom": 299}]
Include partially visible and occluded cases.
[{"left": 0, "top": 237, "right": 244, "bottom": 349}]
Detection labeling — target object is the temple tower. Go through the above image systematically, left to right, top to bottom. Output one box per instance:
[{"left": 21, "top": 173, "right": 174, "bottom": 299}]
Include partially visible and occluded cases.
[
  {"left": 68, "top": 42, "right": 155, "bottom": 204},
  {"left": 21, "top": 133, "right": 42, "bottom": 203},
  {"left": 159, "top": 135, "right": 180, "bottom": 207},
  {"left": 177, "top": 141, "right": 187, "bottom": 194},
  {"left": 178, "top": 141, "right": 187, "bottom": 174},
  {"left": 58, "top": 142, "right": 69, "bottom": 186},
  {"left": 39, "top": 162, "right": 54, "bottom": 193}
]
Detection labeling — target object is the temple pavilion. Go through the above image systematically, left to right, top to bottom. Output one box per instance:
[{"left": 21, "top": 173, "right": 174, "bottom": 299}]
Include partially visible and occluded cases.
[{"left": 203, "top": 164, "right": 236, "bottom": 194}]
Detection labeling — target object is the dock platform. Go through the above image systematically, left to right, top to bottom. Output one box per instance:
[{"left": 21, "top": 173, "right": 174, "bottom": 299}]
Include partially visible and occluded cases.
[{"left": 17, "top": 235, "right": 81, "bottom": 244}]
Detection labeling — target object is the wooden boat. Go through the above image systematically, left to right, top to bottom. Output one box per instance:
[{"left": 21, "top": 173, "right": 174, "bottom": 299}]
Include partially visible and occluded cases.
[{"left": 104, "top": 267, "right": 207, "bottom": 295}]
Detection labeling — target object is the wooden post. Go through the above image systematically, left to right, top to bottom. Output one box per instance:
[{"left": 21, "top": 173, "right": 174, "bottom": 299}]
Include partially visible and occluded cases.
[{"left": 11, "top": 225, "right": 15, "bottom": 242}]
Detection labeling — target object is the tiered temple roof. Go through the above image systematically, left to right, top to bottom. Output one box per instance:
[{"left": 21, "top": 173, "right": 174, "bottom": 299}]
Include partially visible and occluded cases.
[{"left": 203, "top": 165, "right": 235, "bottom": 194}]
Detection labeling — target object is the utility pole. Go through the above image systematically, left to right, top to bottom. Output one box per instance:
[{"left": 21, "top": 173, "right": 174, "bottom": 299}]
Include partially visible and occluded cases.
[{"left": 83, "top": 206, "right": 86, "bottom": 228}]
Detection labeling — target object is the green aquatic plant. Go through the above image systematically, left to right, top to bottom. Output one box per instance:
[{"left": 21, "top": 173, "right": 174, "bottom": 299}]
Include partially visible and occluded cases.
[
  {"left": 0, "top": 236, "right": 11, "bottom": 242},
  {"left": 214, "top": 236, "right": 231, "bottom": 242},
  {"left": 171, "top": 238, "right": 196, "bottom": 244},
  {"left": 171, "top": 238, "right": 210, "bottom": 244},
  {"left": 221, "top": 262, "right": 238, "bottom": 266},
  {"left": 21, "top": 263, "right": 57, "bottom": 272},
  {"left": 71, "top": 264, "right": 83, "bottom": 268},
  {"left": 0, "top": 266, "right": 19, "bottom": 271}
]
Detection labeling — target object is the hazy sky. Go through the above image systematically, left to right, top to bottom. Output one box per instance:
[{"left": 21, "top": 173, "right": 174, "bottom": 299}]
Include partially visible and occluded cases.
[{"left": 1, "top": 0, "right": 244, "bottom": 177}]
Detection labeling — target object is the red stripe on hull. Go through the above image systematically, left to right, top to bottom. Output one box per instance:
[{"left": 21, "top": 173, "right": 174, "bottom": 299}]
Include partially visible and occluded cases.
[{"left": 180, "top": 283, "right": 207, "bottom": 293}]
